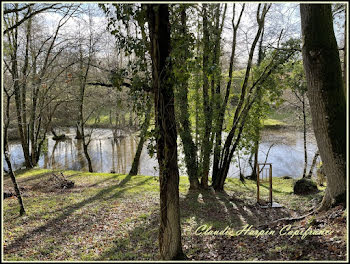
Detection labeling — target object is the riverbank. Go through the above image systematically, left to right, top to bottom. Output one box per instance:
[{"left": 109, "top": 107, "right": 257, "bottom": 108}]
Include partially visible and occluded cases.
[
  {"left": 5, "top": 114, "right": 302, "bottom": 142},
  {"left": 3, "top": 169, "right": 346, "bottom": 261}
]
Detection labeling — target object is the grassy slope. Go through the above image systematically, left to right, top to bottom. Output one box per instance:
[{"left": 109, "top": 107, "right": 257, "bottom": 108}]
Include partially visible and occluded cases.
[{"left": 3, "top": 169, "right": 345, "bottom": 261}]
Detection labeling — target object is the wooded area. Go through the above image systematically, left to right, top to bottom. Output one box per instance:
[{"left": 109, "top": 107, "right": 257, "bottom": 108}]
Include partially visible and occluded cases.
[{"left": 2, "top": 2, "right": 347, "bottom": 261}]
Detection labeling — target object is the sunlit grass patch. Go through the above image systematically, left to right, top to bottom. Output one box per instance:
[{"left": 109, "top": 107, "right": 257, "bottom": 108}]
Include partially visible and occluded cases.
[
  {"left": 261, "top": 118, "right": 287, "bottom": 128},
  {"left": 3, "top": 168, "right": 327, "bottom": 261}
]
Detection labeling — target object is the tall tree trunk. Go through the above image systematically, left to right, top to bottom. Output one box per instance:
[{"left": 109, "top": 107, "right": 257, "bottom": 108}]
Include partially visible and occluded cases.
[
  {"left": 146, "top": 4, "right": 185, "bottom": 260},
  {"left": 200, "top": 4, "right": 212, "bottom": 189},
  {"left": 300, "top": 4, "right": 346, "bottom": 210},
  {"left": 176, "top": 6, "right": 199, "bottom": 190},
  {"left": 10, "top": 8, "right": 32, "bottom": 168},
  {"left": 194, "top": 15, "right": 201, "bottom": 167},
  {"left": 251, "top": 27, "right": 265, "bottom": 181},
  {"left": 77, "top": 30, "right": 93, "bottom": 173},
  {"left": 129, "top": 100, "right": 152, "bottom": 176}
]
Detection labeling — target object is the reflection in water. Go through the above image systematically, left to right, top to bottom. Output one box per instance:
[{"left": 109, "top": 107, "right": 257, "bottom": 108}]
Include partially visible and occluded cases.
[{"left": 5, "top": 127, "right": 318, "bottom": 178}]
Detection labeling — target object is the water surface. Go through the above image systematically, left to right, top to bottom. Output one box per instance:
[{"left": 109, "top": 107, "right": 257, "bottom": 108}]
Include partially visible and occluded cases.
[{"left": 5, "top": 127, "right": 318, "bottom": 178}]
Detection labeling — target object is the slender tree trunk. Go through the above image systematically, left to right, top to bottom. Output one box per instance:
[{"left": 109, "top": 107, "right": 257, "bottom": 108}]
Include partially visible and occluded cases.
[
  {"left": 146, "top": 4, "right": 185, "bottom": 260},
  {"left": 201, "top": 4, "right": 212, "bottom": 189},
  {"left": 212, "top": 4, "right": 238, "bottom": 184},
  {"left": 212, "top": 4, "right": 245, "bottom": 182},
  {"left": 213, "top": 4, "right": 269, "bottom": 190},
  {"left": 300, "top": 4, "right": 346, "bottom": 210},
  {"left": 210, "top": 5, "right": 226, "bottom": 169},
  {"left": 176, "top": 6, "right": 199, "bottom": 190},
  {"left": 10, "top": 10, "right": 32, "bottom": 168},
  {"left": 194, "top": 15, "right": 201, "bottom": 166},
  {"left": 251, "top": 27, "right": 265, "bottom": 181},
  {"left": 77, "top": 30, "right": 93, "bottom": 172},
  {"left": 14, "top": 75, "right": 32, "bottom": 168},
  {"left": 4, "top": 91, "right": 26, "bottom": 216},
  {"left": 302, "top": 97, "right": 308, "bottom": 178},
  {"left": 129, "top": 100, "right": 152, "bottom": 176},
  {"left": 109, "top": 109, "right": 113, "bottom": 125},
  {"left": 129, "top": 111, "right": 133, "bottom": 128},
  {"left": 75, "top": 123, "right": 83, "bottom": 139},
  {"left": 51, "top": 128, "right": 58, "bottom": 138},
  {"left": 252, "top": 137, "right": 259, "bottom": 180},
  {"left": 83, "top": 142, "right": 93, "bottom": 173},
  {"left": 307, "top": 150, "right": 320, "bottom": 178},
  {"left": 4, "top": 155, "right": 26, "bottom": 216}
]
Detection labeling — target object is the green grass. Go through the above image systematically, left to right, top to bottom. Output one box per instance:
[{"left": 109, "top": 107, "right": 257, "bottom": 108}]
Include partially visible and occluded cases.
[
  {"left": 86, "top": 114, "right": 111, "bottom": 126},
  {"left": 261, "top": 118, "right": 287, "bottom": 128},
  {"left": 3, "top": 169, "right": 327, "bottom": 261}
]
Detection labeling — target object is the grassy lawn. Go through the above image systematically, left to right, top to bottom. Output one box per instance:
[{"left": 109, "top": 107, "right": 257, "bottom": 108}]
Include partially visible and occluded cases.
[
  {"left": 86, "top": 114, "right": 111, "bottom": 127},
  {"left": 261, "top": 118, "right": 288, "bottom": 129},
  {"left": 3, "top": 169, "right": 345, "bottom": 261}
]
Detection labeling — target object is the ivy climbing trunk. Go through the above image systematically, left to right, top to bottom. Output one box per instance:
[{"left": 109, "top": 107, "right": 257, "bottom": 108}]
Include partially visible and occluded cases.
[
  {"left": 146, "top": 4, "right": 185, "bottom": 260},
  {"left": 200, "top": 4, "right": 212, "bottom": 189},
  {"left": 300, "top": 4, "right": 346, "bottom": 210},
  {"left": 176, "top": 6, "right": 199, "bottom": 190}
]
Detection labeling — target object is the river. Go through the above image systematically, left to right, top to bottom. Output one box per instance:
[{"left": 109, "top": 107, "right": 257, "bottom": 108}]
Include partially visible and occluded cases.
[{"left": 5, "top": 127, "right": 318, "bottom": 178}]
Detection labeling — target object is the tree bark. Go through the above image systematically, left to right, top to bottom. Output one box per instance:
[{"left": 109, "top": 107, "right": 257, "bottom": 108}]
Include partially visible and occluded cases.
[
  {"left": 146, "top": 4, "right": 185, "bottom": 260},
  {"left": 200, "top": 4, "right": 212, "bottom": 189},
  {"left": 300, "top": 4, "right": 346, "bottom": 210},
  {"left": 176, "top": 6, "right": 199, "bottom": 190},
  {"left": 251, "top": 26, "right": 265, "bottom": 181},
  {"left": 83, "top": 141, "right": 93, "bottom": 173},
  {"left": 307, "top": 150, "right": 320, "bottom": 178}
]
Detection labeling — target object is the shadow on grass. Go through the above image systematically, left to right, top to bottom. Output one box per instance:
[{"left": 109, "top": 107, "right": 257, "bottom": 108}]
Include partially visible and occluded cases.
[
  {"left": 4, "top": 173, "right": 151, "bottom": 255},
  {"left": 180, "top": 188, "right": 292, "bottom": 229},
  {"left": 180, "top": 189, "right": 246, "bottom": 229},
  {"left": 97, "top": 206, "right": 160, "bottom": 261}
]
